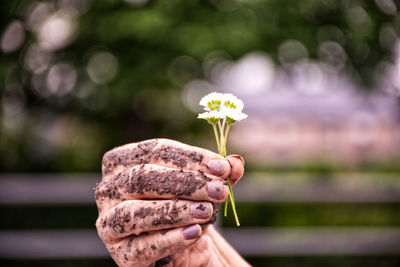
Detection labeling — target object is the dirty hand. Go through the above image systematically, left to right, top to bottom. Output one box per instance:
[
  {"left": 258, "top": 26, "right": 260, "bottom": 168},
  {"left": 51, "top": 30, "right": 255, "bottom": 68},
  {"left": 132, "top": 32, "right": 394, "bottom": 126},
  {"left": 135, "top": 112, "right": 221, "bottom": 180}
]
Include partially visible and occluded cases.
[{"left": 95, "top": 138, "right": 245, "bottom": 267}]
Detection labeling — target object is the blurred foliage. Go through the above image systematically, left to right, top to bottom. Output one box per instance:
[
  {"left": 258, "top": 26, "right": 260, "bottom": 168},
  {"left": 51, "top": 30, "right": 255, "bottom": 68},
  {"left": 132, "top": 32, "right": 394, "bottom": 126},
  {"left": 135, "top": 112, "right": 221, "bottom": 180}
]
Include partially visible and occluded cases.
[{"left": 1, "top": 0, "right": 399, "bottom": 172}]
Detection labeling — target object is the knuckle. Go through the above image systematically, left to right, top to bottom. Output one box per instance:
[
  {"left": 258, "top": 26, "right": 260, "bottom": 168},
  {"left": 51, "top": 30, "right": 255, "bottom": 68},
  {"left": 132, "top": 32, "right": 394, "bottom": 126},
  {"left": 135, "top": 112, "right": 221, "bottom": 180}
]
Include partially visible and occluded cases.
[
  {"left": 102, "top": 140, "right": 158, "bottom": 175},
  {"left": 134, "top": 200, "right": 187, "bottom": 227},
  {"left": 108, "top": 207, "right": 133, "bottom": 234},
  {"left": 122, "top": 236, "right": 158, "bottom": 266}
]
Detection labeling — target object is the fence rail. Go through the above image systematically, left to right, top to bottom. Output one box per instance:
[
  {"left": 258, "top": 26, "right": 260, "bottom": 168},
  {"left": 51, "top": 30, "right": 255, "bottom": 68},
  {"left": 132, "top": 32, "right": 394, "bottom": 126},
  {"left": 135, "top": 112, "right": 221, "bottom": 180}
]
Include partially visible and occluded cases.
[
  {"left": 1, "top": 173, "right": 400, "bottom": 259},
  {"left": 2, "top": 173, "right": 400, "bottom": 204},
  {"left": 1, "top": 227, "right": 400, "bottom": 259}
]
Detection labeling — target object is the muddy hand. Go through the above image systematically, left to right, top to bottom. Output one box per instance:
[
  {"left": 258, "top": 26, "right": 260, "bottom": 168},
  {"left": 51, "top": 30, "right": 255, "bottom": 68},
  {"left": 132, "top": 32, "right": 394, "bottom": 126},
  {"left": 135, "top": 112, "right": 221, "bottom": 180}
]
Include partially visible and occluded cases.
[{"left": 94, "top": 138, "right": 245, "bottom": 267}]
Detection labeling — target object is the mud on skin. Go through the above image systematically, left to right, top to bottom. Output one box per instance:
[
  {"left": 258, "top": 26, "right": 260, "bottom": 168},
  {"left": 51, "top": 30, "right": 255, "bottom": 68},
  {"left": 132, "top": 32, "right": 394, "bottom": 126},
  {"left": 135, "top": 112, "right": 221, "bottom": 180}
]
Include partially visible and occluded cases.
[
  {"left": 97, "top": 140, "right": 220, "bottom": 265},
  {"left": 102, "top": 140, "right": 204, "bottom": 175},
  {"left": 95, "top": 166, "right": 211, "bottom": 201},
  {"left": 107, "top": 201, "right": 196, "bottom": 234},
  {"left": 152, "top": 202, "right": 180, "bottom": 226},
  {"left": 107, "top": 207, "right": 131, "bottom": 234},
  {"left": 123, "top": 235, "right": 169, "bottom": 266}
]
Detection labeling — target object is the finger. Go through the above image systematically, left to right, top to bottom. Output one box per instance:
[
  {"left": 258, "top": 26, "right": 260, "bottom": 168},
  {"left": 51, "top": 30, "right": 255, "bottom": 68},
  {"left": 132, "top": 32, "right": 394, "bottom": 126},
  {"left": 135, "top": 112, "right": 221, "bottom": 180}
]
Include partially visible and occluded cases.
[
  {"left": 102, "top": 138, "right": 231, "bottom": 179},
  {"left": 226, "top": 155, "right": 245, "bottom": 186},
  {"left": 95, "top": 164, "right": 229, "bottom": 211},
  {"left": 96, "top": 200, "right": 213, "bottom": 242},
  {"left": 106, "top": 224, "right": 202, "bottom": 267}
]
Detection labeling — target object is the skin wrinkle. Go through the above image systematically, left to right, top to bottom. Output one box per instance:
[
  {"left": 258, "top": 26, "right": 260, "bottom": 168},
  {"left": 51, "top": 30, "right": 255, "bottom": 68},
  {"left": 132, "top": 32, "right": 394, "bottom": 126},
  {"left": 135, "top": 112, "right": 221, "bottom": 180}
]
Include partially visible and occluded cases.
[
  {"left": 152, "top": 201, "right": 181, "bottom": 226},
  {"left": 136, "top": 202, "right": 182, "bottom": 227},
  {"left": 209, "top": 203, "right": 218, "bottom": 224},
  {"left": 108, "top": 207, "right": 131, "bottom": 234},
  {"left": 135, "top": 207, "right": 154, "bottom": 219},
  {"left": 120, "top": 233, "right": 153, "bottom": 265},
  {"left": 127, "top": 236, "right": 135, "bottom": 249}
]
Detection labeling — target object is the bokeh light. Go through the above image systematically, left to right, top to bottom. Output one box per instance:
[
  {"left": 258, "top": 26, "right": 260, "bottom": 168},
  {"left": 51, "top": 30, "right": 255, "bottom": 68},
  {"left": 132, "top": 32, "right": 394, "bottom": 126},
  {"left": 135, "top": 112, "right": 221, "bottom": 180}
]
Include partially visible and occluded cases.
[
  {"left": 37, "top": 13, "right": 76, "bottom": 51},
  {"left": 1, "top": 21, "right": 25, "bottom": 53},
  {"left": 86, "top": 51, "right": 119, "bottom": 84}
]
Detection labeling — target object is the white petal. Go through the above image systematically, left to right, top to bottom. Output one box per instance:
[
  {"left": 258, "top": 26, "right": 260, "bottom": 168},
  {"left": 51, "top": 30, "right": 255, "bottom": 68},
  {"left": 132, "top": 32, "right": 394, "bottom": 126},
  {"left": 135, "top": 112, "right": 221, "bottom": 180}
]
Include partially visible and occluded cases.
[
  {"left": 199, "top": 92, "right": 224, "bottom": 108},
  {"left": 222, "top": 93, "right": 244, "bottom": 111},
  {"left": 221, "top": 107, "right": 247, "bottom": 121},
  {"left": 198, "top": 110, "right": 225, "bottom": 120}
]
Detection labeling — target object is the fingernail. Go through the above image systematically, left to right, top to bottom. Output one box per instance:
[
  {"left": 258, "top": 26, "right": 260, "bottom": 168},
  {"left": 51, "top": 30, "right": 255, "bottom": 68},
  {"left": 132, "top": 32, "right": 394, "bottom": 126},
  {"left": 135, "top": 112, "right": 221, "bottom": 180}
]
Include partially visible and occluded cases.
[
  {"left": 230, "top": 154, "right": 245, "bottom": 166},
  {"left": 207, "top": 159, "right": 228, "bottom": 175},
  {"left": 207, "top": 180, "right": 226, "bottom": 200},
  {"left": 191, "top": 202, "right": 212, "bottom": 219},
  {"left": 182, "top": 224, "right": 201, "bottom": 240}
]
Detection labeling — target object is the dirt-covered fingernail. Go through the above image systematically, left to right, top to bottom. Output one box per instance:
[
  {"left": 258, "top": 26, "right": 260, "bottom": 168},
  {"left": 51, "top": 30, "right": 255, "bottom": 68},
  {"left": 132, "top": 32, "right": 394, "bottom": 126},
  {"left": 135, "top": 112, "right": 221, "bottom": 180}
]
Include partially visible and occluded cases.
[
  {"left": 230, "top": 154, "right": 245, "bottom": 166},
  {"left": 207, "top": 159, "right": 228, "bottom": 175},
  {"left": 207, "top": 180, "right": 227, "bottom": 200},
  {"left": 191, "top": 202, "right": 212, "bottom": 219},
  {"left": 182, "top": 224, "right": 201, "bottom": 240}
]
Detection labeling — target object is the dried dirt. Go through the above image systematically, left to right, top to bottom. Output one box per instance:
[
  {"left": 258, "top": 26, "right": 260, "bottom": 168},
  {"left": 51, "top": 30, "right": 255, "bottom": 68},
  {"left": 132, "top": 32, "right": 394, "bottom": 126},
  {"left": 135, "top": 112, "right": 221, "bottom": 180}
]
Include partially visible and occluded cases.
[{"left": 102, "top": 140, "right": 205, "bottom": 175}]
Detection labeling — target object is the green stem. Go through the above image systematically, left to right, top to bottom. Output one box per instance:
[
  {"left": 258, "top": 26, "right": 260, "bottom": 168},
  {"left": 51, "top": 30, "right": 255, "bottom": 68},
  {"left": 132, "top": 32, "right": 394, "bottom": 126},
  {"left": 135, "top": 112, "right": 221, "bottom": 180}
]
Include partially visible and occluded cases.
[
  {"left": 218, "top": 120, "right": 225, "bottom": 156},
  {"left": 217, "top": 121, "right": 240, "bottom": 226},
  {"left": 223, "top": 123, "right": 231, "bottom": 155},
  {"left": 212, "top": 124, "right": 221, "bottom": 154},
  {"left": 228, "top": 178, "right": 240, "bottom": 226},
  {"left": 224, "top": 193, "right": 229, "bottom": 216}
]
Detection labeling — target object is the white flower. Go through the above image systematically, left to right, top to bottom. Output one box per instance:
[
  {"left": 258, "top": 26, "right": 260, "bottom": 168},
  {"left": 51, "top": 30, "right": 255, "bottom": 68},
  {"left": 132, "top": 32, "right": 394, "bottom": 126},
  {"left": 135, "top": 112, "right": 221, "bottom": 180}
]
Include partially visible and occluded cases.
[
  {"left": 198, "top": 92, "right": 247, "bottom": 123},
  {"left": 199, "top": 92, "right": 224, "bottom": 111},
  {"left": 222, "top": 93, "right": 244, "bottom": 111},
  {"left": 222, "top": 107, "right": 248, "bottom": 122},
  {"left": 198, "top": 110, "right": 225, "bottom": 124}
]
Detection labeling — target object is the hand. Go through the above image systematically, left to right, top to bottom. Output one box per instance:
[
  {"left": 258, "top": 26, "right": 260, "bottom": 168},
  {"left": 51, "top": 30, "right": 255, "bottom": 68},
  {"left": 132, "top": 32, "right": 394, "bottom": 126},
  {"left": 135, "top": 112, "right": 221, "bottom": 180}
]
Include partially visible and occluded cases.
[{"left": 94, "top": 138, "right": 247, "bottom": 267}]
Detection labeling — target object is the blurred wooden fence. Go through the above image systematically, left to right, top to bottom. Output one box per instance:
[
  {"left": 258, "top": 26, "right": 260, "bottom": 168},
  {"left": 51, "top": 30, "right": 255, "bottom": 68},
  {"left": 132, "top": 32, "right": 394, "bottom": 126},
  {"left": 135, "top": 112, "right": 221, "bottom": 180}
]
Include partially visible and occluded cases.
[{"left": 1, "top": 173, "right": 400, "bottom": 260}]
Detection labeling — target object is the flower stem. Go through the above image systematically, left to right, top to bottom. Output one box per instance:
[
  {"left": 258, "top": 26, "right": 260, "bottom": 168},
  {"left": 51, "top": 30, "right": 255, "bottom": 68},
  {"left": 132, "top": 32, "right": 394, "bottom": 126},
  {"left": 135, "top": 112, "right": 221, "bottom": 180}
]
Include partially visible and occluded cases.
[
  {"left": 218, "top": 120, "right": 225, "bottom": 156},
  {"left": 217, "top": 121, "right": 240, "bottom": 226},
  {"left": 223, "top": 123, "right": 231, "bottom": 154},
  {"left": 212, "top": 124, "right": 221, "bottom": 154},
  {"left": 227, "top": 178, "right": 240, "bottom": 226},
  {"left": 224, "top": 193, "right": 229, "bottom": 216}
]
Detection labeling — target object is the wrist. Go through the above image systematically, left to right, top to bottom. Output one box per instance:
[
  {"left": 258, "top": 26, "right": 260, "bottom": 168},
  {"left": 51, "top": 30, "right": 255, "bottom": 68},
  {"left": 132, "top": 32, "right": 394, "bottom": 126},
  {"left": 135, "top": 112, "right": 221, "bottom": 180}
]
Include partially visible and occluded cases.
[{"left": 204, "top": 225, "right": 251, "bottom": 267}]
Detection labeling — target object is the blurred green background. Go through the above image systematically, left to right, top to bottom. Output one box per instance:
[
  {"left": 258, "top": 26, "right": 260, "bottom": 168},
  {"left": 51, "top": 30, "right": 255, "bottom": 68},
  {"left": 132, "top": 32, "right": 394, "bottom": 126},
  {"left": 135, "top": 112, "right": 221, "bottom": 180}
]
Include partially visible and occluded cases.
[{"left": 1, "top": 0, "right": 400, "bottom": 266}]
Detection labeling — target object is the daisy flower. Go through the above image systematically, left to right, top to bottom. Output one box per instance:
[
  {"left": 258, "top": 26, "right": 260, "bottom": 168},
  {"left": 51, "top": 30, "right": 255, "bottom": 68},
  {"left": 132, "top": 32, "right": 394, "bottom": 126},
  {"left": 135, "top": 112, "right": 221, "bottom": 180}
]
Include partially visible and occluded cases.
[
  {"left": 197, "top": 91, "right": 247, "bottom": 226},
  {"left": 199, "top": 92, "right": 224, "bottom": 111},
  {"left": 222, "top": 93, "right": 244, "bottom": 111},
  {"left": 222, "top": 107, "right": 248, "bottom": 122},
  {"left": 198, "top": 110, "right": 225, "bottom": 124}
]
